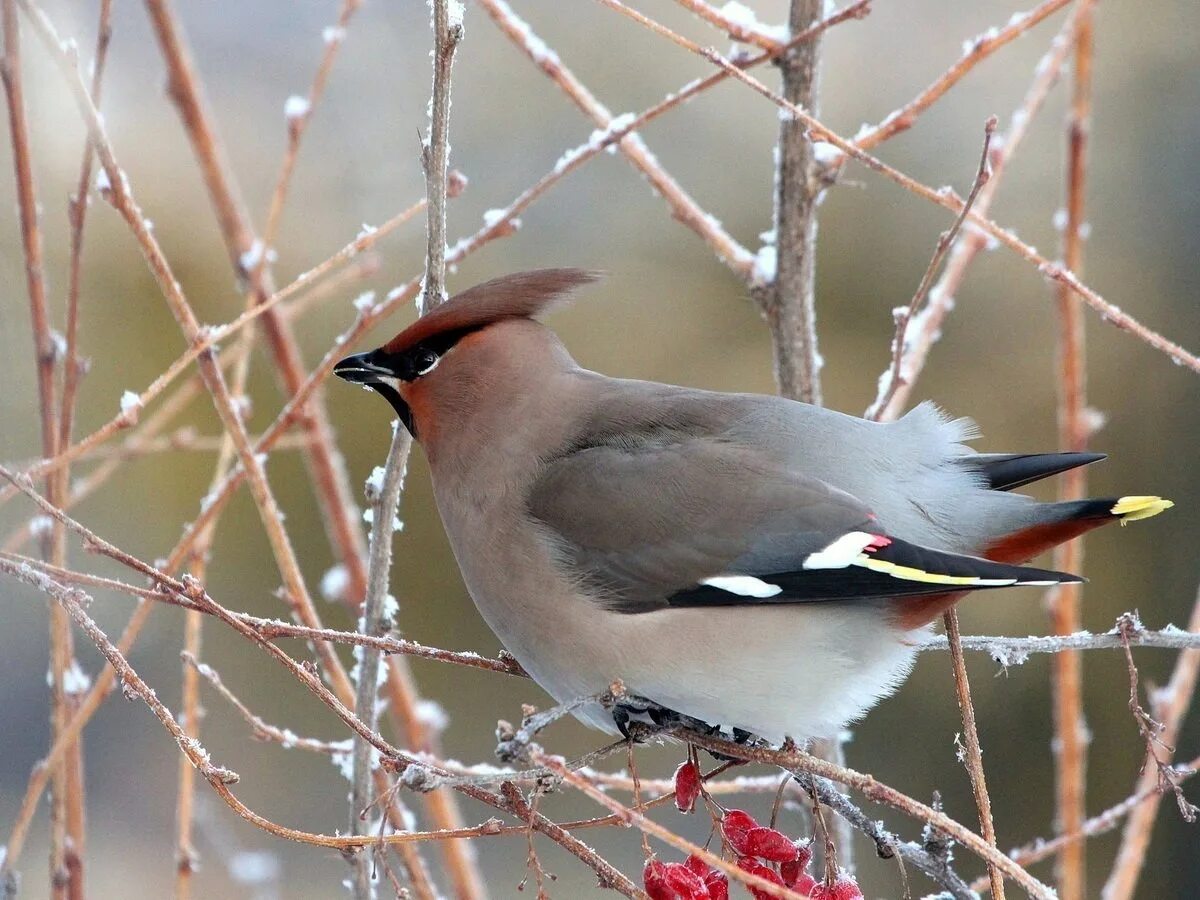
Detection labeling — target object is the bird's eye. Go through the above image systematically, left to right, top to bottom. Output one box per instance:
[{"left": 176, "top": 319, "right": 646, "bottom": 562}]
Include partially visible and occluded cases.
[{"left": 412, "top": 347, "right": 440, "bottom": 376}]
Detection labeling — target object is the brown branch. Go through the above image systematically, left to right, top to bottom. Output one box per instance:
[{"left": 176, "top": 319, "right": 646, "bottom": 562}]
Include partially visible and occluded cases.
[
  {"left": 1, "top": 0, "right": 86, "bottom": 891},
  {"left": 256, "top": 0, "right": 363, "bottom": 278},
  {"left": 419, "top": 0, "right": 463, "bottom": 311},
  {"left": 478, "top": 0, "right": 755, "bottom": 279},
  {"left": 593, "top": 0, "right": 1200, "bottom": 373},
  {"left": 674, "top": 0, "right": 783, "bottom": 51},
  {"left": 758, "top": 0, "right": 825, "bottom": 405},
  {"left": 845, "top": 0, "right": 1072, "bottom": 157},
  {"left": 1047, "top": 5, "right": 1097, "bottom": 898},
  {"left": 873, "top": 7, "right": 1081, "bottom": 420},
  {"left": 866, "top": 116, "right": 996, "bottom": 421},
  {"left": 6, "top": 194, "right": 425, "bottom": 495},
  {"left": 0, "top": 550, "right": 641, "bottom": 897},
  {"left": 0, "top": 551, "right": 527, "bottom": 676},
  {"left": 1103, "top": 595, "right": 1200, "bottom": 900},
  {"left": 942, "top": 607, "right": 1005, "bottom": 899},
  {"left": 183, "top": 652, "right": 351, "bottom": 755},
  {"left": 673, "top": 727, "right": 1056, "bottom": 898},
  {"left": 973, "top": 754, "right": 1200, "bottom": 893}
]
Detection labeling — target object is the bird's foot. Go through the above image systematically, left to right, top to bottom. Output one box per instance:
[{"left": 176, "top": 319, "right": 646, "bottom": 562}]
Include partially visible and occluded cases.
[{"left": 608, "top": 695, "right": 760, "bottom": 759}]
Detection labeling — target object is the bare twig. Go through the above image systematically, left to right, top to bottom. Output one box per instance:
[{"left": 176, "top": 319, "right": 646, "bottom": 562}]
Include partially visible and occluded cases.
[
  {"left": 1, "top": 0, "right": 85, "bottom": 891},
  {"left": 419, "top": 0, "right": 463, "bottom": 312},
  {"left": 478, "top": 0, "right": 755, "bottom": 279},
  {"left": 594, "top": 0, "right": 1200, "bottom": 373},
  {"left": 674, "top": 0, "right": 783, "bottom": 51},
  {"left": 843, "top": 0, "right": 1072, "bottom": 158},
  {"left": 1047, "top": 6, "right": 1097, "bottom": 897},
  {"left": 871, "top": 7, "right": 1082, "bottom": 420},
  {"left": 865, "top": 116, "right": 996, "bottom": 421},
  {"left": 350, "top": 429, "right": 413, "bottom": 896},
  {"left": 1103, "top": 594, "right": 1200, "bottom": 900},
  {"left": 943, "top": 607, "right": 1005, "bottom": 899},
  {"left": 918, "top": 625, "right": 1200, "bottom": 656},
  {"left": 184, "top": 652, "right": 351, "bottom": 755},
  {"left": 672, "top": 727, "right": 1057, "bottom": 898},
  {"left": 973, "top": 754, "right": 1200, "bottom": 892}
]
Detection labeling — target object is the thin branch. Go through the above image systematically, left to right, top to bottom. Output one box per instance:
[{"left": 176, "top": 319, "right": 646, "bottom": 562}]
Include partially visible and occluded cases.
[
  {"left": 1, "top": 0, "right": 84, "bottom": 891},
  {"left": 418, "top": 0, "right": 463, "bottom": 311},
  {"left": 478, "top": 0, "right": 755, "bottom": 279},
  {"left": 593, "top": 0, "right": 1200, "bottom": 374},
  {"left": 674, "top": 0, "right": 783, "bottom": 51},
  {"left": 842, "top": 0, "right": 1072, "bottom": 157},
  {"left": 1047, "top": 5, "right": 1097, "bottom": 897},
  {"left": 872, "top": 6, "right": 1082, "bottom": 420},
  {"left": 865, "top": 116, "right": 996, "bottom": 421},
  {"left": 350, "top": 429, "right": 413, "bottom": 896},
  {"left": 0, "top": 551, "right": 526, "bottom": 675},
  {"left": 0, "top": 554, "right": 641, "bottom": 897},
  {"left": 1103, "top": 592, "right": 1200, "bottom": 899},
  {"left": 943, "top": 607, "right": 1005, "bottom": 899},
  {"left": 918, "top": 624, "right": 1200, "bottom": 656},
  {"left": 183, "top": 652, "right": 351, "bottom": 755},
  {"left": 672, "top": 726, "right": 1057, "bottom": 898},
  {"left": 973, "top": 754, "right": 1200, "bottom": 892},
  {"left": 789, "top": 773, "right": 975, "bottom": 899}
]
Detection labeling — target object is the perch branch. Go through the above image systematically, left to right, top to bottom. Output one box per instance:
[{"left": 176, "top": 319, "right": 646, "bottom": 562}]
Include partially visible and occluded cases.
[{"left": 943, "top": 607, "right": 1005, "bottom": 899}]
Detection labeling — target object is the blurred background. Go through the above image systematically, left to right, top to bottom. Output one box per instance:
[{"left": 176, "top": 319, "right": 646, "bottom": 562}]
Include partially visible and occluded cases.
[{"left": 1, "top": 0, "right": 1197, "bottom": 896}]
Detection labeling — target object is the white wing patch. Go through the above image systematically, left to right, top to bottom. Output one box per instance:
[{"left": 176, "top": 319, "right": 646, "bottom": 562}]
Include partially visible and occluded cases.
[
  {"left": 802, "top": 531, "right": 877, "bottom": 569},
  {"left": 701, "top": 575, "right": 783, "bottom": 598}
]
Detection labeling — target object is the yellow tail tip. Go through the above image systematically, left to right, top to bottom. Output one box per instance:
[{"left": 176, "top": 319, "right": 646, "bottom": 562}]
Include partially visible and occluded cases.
[{"left": 1111, "top": 496, "right": 1175, "bottom": 523}]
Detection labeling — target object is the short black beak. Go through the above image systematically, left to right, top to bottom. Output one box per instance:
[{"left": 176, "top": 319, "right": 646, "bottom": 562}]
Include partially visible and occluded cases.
[
  {"left": 333, "top": 349, "right": 416, "bottom": 437},
  {"left": 333, "top": 350, "right": 392, "bottom": 385}
]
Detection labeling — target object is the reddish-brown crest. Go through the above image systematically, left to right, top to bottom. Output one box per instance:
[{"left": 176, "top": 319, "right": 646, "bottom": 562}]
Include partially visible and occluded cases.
[{"left": 382, "top": 268, "right": 602, "bottom": 354}]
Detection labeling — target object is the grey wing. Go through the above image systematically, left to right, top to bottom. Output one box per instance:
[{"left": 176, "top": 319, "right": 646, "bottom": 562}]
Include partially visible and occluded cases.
[{"left": 528, "top": 437, "right": 1079, "bottom": 614}]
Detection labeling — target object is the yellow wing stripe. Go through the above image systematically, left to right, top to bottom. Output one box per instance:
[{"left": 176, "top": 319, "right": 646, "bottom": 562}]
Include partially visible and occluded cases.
[
  {"left": 1111, "top": 495, "right": 1174, "bottom": 523},
  {"left": 855, "top": 554, "right": 1015, "bottom": 587}
]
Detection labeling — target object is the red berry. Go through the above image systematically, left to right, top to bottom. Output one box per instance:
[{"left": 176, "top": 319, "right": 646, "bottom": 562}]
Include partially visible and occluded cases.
[
  {"left": 674, "top": 760, "right": 702, "bottom": 813},
  {"left": 720, "top": 809, "right": 759, "bottom": 853},
  {"left": 745, "top": 826, "right": 801, "bottom": 863},
  {"left": 779, "top": 841, "right": 813, "bottom": 886},
  {"left": 684, "top": 854, "right": 711, "bottom": 877},
  {"left": 737, "top": 857, "right": 784, "bottom": 900},
  {"left": 643, "top": 858, "right": 674, "bottom": 900},
  {"left": 662, "top": 861, "right": 710, "bottom": 899},
  {"left": 703, "top": 869, "right": 729, "bottom": 900},
  {"left": 789, "top": 872, "right": 818, "bottom": 895},
  {"left": 810, "top": 875, "right": 864, "bottom": 900}
]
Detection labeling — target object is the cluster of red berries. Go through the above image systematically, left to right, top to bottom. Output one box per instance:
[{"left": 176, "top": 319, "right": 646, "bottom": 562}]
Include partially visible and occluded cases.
[
  {"left": 648, "top": 767, "right": 865, "bottom": 900},
  {"left": 644, "top": 855, "right": 729, "bottom": 900}
]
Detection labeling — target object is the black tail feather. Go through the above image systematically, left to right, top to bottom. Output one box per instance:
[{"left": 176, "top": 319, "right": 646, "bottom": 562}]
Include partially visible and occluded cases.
[{"left": 966, "top": 452, "right": 1107, "bottom": 491}]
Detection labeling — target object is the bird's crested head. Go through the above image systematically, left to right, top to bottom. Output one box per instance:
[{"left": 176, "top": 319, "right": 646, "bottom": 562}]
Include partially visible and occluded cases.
[{"left": 334, "top": 268, "right": 600, "bottom": 437}]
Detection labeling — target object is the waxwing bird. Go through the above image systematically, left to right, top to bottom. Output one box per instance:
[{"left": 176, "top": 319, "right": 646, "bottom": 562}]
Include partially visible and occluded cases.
[{"left": 334, "top": 269, "right": 1174, "bottom": 744}]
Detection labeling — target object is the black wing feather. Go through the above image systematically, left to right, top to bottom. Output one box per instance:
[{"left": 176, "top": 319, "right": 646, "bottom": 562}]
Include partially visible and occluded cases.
[{"left": 666, "top": 536, "right": 1083, "bottom": 607}]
